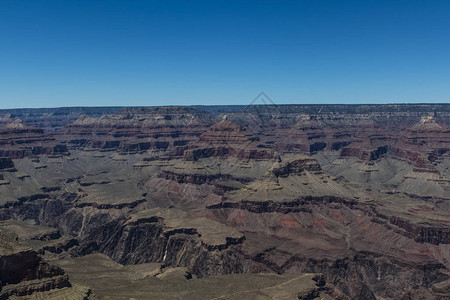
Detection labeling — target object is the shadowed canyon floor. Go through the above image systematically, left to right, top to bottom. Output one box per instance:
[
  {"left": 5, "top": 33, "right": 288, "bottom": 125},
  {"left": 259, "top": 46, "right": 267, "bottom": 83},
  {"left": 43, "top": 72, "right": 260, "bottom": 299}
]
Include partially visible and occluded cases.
[{"left": 0, "top": 104, "right": 449, "bottom": 299}]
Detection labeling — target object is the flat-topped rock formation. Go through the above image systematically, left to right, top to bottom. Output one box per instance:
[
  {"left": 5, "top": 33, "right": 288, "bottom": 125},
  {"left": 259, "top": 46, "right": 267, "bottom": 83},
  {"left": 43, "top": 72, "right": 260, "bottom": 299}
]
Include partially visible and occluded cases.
[
  {"left": 0, "top": 107, "right": 122, "bottom": 131},
  {"left": 62, "top": 107, "right": 215, "bottom": 153},
  {"left": 182, "top": 118, "right": 278, "bottom": 161},
  {"left": 0, "top": 120, "right": 68, "bottom": 159},
  {"left": 220, "top": 155, "right": 352, "bottom": 204},
  {"left": 127, "top": 208, "right": 244, "bottom": 250},
  {"left": 54, "top": 253, "right": 344, "bottom": 299}
]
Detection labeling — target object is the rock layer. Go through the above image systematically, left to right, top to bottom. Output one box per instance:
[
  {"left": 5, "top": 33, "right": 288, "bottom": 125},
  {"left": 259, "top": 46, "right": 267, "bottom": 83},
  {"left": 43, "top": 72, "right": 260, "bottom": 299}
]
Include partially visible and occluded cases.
[{"left": 0, "top": 104, "right": 449, "bottom": 299}]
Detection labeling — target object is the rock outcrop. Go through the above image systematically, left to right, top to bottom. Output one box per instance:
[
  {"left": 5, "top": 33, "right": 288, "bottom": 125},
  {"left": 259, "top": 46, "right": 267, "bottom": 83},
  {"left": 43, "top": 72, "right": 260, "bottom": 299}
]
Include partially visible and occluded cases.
[
  {"left": 182, "top": 118, "right": 278, "bottom": 161},
  {"left": 0, "top": 120, "right": 69, "bottom": 159},
  {"left": 0, "top": 231, "right": 92, "bottom": 299}
]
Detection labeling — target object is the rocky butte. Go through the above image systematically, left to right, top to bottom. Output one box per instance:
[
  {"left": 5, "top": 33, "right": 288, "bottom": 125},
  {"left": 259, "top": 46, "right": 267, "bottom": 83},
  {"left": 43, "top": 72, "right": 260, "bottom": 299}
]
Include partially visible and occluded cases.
[{"left": 0, "top": 104, "right": 449, "bottom": 299}]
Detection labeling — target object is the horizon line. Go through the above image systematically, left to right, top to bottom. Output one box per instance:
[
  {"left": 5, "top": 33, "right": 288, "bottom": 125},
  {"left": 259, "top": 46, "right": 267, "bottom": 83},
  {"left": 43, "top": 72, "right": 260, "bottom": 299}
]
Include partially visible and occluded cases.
[{"left": 1, "top": 102, "right": 449, "bottom": 110}]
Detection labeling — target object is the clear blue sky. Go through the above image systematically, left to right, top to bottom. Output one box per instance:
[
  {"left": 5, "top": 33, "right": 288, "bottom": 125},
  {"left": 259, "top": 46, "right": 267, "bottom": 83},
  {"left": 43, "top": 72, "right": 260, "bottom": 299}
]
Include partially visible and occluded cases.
[{"left": 1, "top": 0, "right": 449, "bottom": 108}]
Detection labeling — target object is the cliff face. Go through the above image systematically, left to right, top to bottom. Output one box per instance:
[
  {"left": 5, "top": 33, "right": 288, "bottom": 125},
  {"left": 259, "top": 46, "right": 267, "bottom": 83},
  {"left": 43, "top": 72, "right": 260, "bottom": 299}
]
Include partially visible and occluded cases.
[
  {"left": 0, "top": 104, "right": 449, "bottom": 299},
  {"left": 0, "top": 107, "right": 122, "bottom": 131},
  {"left": 62, "top": 107, "right": 215, "bottom": 154},
  {"left": 182, "top": 118, "right": 277, "bottom": 161},
  {"left": 0, "top": 120, "right": 68, "bottom": 159},
  {"left": 271, "top": 156, "right": 322, "bottom": 177},
  {"left": 0, "top": 158, "right": 14, "bottom": 170},
  {"left": 204, "top": 197, "right": 450, "bottom": 299},
  {"left": 65, "top": 209, "right": 248, "bottom": 278},
  {"left": 0, "top": 231, "right": 94, "bottom": 299}
]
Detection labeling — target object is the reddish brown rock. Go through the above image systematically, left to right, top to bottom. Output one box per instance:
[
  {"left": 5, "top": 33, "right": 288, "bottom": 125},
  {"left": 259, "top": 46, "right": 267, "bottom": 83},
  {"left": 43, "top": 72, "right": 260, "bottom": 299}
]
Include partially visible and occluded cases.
[
  {"left": 182, "top": 118, "right": 278, "bottom": 161},
  {"left": 0, "top": 120, "right": 68, "bottom": 159}
]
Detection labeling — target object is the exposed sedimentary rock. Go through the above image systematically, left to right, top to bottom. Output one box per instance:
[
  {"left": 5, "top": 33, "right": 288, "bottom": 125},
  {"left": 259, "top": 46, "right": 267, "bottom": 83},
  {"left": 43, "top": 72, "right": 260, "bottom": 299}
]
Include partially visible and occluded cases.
[
  {"left": 0, "top": 104, "right": 448, "bottom": 299},
  {"left": 0, "top": 231, "right": 92, "bottom": 299}
]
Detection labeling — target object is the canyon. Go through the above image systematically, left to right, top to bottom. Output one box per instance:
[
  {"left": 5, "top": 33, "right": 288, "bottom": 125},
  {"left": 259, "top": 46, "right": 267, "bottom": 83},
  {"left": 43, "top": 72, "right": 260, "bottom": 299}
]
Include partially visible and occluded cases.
[{"left": 0, "top": 104, "right": 449, "bottom": 299}]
